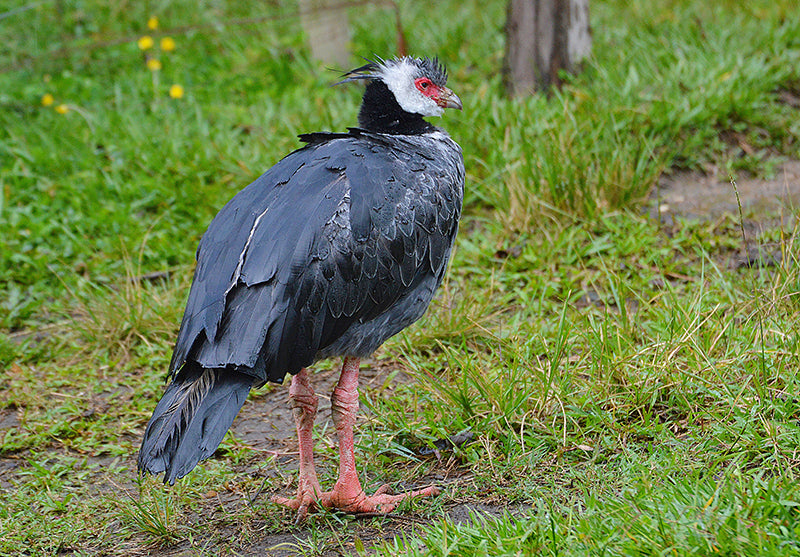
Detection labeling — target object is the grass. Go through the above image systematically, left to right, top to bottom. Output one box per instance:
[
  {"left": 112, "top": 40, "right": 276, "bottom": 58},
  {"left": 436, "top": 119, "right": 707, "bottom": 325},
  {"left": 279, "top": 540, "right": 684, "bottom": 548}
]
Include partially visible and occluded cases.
[
  {"left": 1, "top": 0, "right": 799, "bottom": 555},
  {"left": 379, "top": 474, "right": 800, "bottom": 555}
]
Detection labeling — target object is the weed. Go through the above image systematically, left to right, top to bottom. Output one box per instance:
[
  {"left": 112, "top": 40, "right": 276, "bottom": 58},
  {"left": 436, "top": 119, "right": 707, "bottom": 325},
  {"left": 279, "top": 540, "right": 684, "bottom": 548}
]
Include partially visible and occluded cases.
[{"left": 117, "top": 479, "right": 185, "bottom": 546}]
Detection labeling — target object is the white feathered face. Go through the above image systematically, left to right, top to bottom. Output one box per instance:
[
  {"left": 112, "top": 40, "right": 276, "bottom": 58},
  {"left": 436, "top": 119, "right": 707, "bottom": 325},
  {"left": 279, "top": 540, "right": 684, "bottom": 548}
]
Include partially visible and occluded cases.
[
  {"left": 341, "top": 56, "right": 462, "bottom": 117},
  {"left": 377, "top": 57, "right": 462, "bottom": 117}
]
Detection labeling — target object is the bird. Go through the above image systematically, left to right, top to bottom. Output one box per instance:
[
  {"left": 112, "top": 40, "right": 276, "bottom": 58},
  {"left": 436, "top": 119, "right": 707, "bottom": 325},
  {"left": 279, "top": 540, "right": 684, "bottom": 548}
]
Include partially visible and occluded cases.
[{"left": 137, "top": 55, "right": 465, "bottom": 520}]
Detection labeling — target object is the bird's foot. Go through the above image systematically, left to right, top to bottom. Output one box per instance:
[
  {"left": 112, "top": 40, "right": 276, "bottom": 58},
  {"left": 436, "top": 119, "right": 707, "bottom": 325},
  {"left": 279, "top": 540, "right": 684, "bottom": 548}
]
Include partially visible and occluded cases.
[
  {"left": 271, "top": 476, "right": 324, "bottom": 523},
  {"left": 273, "top": 482, "right": 440, "bottom": 520},
  {"left": 319, "top": 483, "right": 441, "bottom": 514}
]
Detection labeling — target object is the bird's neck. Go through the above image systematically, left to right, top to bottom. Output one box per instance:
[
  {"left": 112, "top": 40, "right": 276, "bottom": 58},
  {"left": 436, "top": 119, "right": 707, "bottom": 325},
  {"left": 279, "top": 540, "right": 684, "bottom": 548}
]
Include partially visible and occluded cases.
[{"left": 358, "top": 80, "right": 435, "bottom": 135}]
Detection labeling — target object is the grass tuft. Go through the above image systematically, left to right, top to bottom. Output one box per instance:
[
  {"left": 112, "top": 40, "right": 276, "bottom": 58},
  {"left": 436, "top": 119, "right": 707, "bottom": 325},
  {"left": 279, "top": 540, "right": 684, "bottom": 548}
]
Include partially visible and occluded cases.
[{"left": 117, "top": 480, "right": 186, "bottom": 546}]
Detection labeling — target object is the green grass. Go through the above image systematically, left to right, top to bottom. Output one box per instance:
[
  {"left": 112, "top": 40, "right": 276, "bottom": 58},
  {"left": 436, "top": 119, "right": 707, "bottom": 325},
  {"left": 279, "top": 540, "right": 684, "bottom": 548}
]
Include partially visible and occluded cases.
[
  {"left": 1, "top": 0, "right": 800, "bottom": 555},
  {"left": 378, "top": 474, "right": 800, "bottom": 555}
]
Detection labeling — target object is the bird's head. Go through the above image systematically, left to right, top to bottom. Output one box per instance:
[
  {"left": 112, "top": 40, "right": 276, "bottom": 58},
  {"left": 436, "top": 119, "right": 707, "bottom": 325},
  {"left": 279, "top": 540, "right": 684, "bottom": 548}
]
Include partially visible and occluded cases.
[{"left": 339, "top": 56, "right": 462, "bottom": 118}]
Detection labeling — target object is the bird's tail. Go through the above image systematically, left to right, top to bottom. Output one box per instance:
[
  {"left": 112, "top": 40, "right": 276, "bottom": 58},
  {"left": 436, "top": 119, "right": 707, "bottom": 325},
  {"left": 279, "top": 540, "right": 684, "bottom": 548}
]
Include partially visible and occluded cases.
[{"left": 138, "top": 363, "right": 253, "bottom": 484}]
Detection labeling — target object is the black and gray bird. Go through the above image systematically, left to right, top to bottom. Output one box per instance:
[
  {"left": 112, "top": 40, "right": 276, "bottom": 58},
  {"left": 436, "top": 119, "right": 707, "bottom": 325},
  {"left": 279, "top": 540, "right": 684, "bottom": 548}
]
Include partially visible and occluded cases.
[{"left": 138, "top": 56, "right": 464, "bottom": 519}]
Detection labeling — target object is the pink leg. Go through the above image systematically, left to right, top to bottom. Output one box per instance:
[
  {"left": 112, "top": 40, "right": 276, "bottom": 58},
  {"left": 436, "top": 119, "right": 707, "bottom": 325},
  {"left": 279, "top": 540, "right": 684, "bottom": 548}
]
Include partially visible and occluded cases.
[
  {"left": 318, "top": 357, "right": 440, "bottom": 514},
  {"left": 271, "top": 368, "right": 323, "bottom": 521}
]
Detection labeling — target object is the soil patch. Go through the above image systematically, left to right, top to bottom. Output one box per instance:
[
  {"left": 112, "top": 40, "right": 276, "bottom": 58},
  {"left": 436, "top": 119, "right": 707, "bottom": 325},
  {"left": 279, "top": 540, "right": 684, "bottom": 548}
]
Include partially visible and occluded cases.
[
  {"left": 649, "top": 159, "right": 799, "bottom": 269},
  {"left": 651, "top": 160, "right": 800, "bottom": 223}
]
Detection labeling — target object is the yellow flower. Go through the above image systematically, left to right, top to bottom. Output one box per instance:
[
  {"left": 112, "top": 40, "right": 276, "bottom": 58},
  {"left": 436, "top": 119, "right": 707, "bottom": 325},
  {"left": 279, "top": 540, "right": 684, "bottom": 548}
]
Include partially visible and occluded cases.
[
  {"left": 147, "top": 16, "right": 159, "bottom": 30},
  {"left": 138, "top": 35, "right": 154, "bottom": 50},
  {"left": 160, "top": 36, "right": 176, "bottom": 52},
  {"left": 146, "top": 58, "right": 162, "bottom": 71},
  {"left": 169, "top": 84, "right": 184, "bottom": 99},
  {"left": 41, "top": 93, "right": 54, "bottom": 107},
  {"left": 55, "top": 104, "right": 69, "bottom": 114}
]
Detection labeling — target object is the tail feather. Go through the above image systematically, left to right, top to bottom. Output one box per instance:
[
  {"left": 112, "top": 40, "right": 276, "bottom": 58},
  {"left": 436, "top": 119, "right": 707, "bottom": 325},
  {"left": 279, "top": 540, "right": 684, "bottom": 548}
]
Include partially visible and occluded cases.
[{"left": 138, "top": 364, "right": 253, "bottom": 484}]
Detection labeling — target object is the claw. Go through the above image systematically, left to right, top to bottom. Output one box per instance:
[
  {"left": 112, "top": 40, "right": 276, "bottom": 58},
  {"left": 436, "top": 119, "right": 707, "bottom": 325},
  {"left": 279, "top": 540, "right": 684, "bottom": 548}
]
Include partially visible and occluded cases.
[
  {"left": 273, "top": 483, "right": 440, "bottom": 518},
  {"left": 373, "top": 484, "right": 391, "bottom": 496},
  {"left": 271, "top": 490, "right": 318, "bottom": 523},
  {"left": 295, "top": 503, "right": 309, "bottom": 525}
]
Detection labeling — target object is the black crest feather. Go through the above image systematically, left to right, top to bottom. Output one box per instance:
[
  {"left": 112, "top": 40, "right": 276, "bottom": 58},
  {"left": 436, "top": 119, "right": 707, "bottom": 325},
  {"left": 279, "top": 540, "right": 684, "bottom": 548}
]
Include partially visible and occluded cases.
[{"left": 336, "top": 56, "right": 448, "bottom": 87}]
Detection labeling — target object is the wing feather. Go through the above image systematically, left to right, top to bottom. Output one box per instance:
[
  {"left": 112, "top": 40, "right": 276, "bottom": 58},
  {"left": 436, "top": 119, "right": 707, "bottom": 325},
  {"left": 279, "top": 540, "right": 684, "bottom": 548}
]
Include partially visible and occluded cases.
[{"left": 171, "top": 131, "right": 464, "bottom": 384}]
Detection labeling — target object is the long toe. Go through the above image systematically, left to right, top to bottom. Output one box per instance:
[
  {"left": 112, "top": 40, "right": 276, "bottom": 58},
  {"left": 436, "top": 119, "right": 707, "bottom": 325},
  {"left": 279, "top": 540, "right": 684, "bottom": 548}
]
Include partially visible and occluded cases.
[
  {"left": 272, "top": 477, "right": 324, "bottom": 523},
  {"left": 325, "top": 484, "right": 441, "bottom": 514},
  {"left": 271, "top": 493, "right": 317, "bottom": 523}
]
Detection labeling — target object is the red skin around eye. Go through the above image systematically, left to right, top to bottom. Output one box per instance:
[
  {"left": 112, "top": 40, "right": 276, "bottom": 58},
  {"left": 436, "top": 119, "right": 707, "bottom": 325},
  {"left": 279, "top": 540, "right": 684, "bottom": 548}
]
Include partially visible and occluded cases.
[{"left": 414, "top": 77, "right": 441, "bottom": 98}]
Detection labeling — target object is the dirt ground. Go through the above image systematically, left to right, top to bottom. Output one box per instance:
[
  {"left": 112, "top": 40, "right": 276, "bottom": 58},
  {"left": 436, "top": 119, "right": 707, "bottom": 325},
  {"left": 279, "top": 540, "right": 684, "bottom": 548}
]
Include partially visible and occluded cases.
[
  {"left": 650, "top": 160, "right": 799, "bottom": 268},
  {"left": 653, "top": 160, "right": 800, "bottom": 221},
  {"left": 2, "top": 161, "right": 798, "bottom": 555},
  {"left": 1, "top": 360, "right": 501, "bottom": 556}
]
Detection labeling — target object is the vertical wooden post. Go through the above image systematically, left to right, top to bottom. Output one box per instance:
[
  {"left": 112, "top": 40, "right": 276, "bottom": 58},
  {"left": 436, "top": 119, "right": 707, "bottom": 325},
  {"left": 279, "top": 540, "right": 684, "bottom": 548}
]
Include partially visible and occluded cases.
[
  {"left": 299, "top": 0, "right": 352, "bottom": 67},
  {"left": 504, "top": 0, "right": 591, "bottom": 95}
]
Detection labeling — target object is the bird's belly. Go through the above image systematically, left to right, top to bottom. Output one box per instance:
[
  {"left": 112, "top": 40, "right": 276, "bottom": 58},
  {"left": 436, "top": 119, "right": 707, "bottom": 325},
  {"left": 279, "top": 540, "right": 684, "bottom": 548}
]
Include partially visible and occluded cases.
[{"left": 315, "top": 274, "right": 439, "bottom": 360}]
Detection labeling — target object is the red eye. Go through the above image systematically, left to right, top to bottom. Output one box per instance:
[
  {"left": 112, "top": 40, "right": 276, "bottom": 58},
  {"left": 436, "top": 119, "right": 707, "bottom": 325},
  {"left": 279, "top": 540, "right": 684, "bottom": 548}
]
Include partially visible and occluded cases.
[{"left": 415, "top": 77, "right": 435, "bottom": 95}]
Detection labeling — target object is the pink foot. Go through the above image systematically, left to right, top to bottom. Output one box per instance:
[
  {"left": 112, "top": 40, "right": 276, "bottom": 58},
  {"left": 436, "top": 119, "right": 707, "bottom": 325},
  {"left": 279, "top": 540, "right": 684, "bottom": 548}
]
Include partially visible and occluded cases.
[
  {"left": 313, "top": 357, "right": 442, "bottom": 513},
  {"left": 274, "top": 358, "right": 441, "bottom": 520},
  {"left": 271, "top": 368, "right": 323, "bottom": 523},
  {"left": 271, "top": 475, "right": 324, "bottom": 522},
  {"left": 274, "top": 481, "right": 440, "bottom": 517},
  {"left": 319, "top": 483, "right": 441, "bottom": 514}
]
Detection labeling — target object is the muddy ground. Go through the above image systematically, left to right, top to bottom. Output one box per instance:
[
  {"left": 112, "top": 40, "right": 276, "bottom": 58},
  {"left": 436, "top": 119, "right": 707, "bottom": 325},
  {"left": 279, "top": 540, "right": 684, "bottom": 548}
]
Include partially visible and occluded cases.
[{"left": 2, "top": 161, "right": 798, "bottom": 555}]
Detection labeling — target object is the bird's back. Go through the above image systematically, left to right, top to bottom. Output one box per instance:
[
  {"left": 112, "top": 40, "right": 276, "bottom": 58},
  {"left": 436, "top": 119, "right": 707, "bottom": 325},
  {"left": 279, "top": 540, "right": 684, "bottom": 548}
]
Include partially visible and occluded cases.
[{"left": 170, "top": 128, "right": 464, "bottom": 385}]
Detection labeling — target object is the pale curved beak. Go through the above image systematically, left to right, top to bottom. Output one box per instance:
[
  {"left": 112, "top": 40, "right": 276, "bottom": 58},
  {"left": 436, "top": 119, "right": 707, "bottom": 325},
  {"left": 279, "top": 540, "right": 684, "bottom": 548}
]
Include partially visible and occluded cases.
[{"left": 436, "top": 87, "right": 463, "bottom": 110}]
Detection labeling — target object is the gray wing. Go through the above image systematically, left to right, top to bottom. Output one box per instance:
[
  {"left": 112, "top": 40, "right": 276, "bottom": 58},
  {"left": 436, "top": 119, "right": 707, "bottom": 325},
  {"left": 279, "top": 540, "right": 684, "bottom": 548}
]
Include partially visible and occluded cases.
[{"left": 170, "top": 131, "right": 463, "bottom": 385}]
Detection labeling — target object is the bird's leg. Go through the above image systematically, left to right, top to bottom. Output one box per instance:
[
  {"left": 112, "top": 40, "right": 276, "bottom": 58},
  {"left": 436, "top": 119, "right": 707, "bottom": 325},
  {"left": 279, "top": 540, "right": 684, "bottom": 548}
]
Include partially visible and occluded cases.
[
  {"left": 319, "top": 356, "right": 440, "bottom": 514},
  {"left": 271, "top": 368, "right": 323, "bottom": 521}
]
